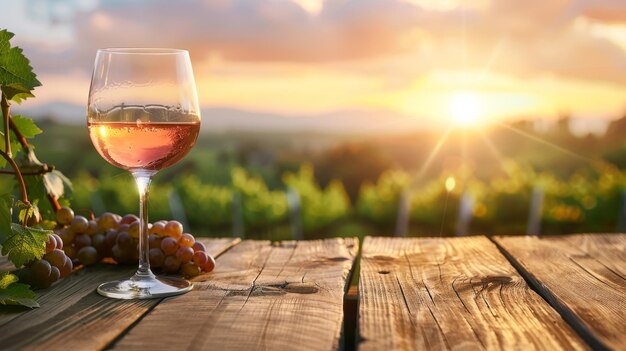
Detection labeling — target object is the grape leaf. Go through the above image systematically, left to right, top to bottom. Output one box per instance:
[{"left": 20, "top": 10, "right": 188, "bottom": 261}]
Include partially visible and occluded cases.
[
  {"left": 0, "top": 30, "right": 41, "bottom": 102},
  {"left": 11, "top": 115, "right": 42, "bottom": 138},
  {"left": 0, "top": 131, "right": 21, "bottom": 168},
  {"left": 0, "top": 194, "right": 11, "bottom": 244},
  {"left": 16, "top": 200, "right": 38, "bottom": 225},
  {"left": 1, "top": 223, "right": 49, "bottom": 267},
  {"left": 0, "top": 272, "right": 18, "bottom": 289},
  {"left": 0, "top": 273, "right": 38, "bottom": 308}
]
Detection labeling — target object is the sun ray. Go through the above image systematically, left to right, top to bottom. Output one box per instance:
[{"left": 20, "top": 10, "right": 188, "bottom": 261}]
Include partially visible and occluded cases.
[
  {"left": 495, "top": 121, "right": 592, "bottom": 162},
  {"left": 409, "top": 127, "right": 453, "bottom": 189}
]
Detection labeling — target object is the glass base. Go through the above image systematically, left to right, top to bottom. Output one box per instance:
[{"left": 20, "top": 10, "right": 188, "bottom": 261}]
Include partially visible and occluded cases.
[{"left": 97, "top": 273, "right": 193, "bottom": 300}]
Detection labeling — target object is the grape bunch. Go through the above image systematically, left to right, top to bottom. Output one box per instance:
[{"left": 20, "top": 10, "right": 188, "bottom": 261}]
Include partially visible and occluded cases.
[
  {"left": 55, "top": 207, "right": 215, "bottom": 278},
  {"left": 18, "top": 233, "right": 73, "bottom": 289}
]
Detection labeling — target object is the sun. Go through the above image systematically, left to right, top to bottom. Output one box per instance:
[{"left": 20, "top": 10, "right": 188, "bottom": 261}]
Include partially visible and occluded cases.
[{"left": 449, "top": 91, "right": 481, "bottom": 127}]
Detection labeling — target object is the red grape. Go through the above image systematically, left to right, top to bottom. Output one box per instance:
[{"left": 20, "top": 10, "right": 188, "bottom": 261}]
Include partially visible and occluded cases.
[
  {"left": 56, "top": 207, "right": 74, "bottom": 225},
  {"left": 98, "top": 212, "right": 118, "bottom": 230},
  {"left": 121, "top": 214, "right": 139, "bottom": 225},
  {"left": 71, "top": 215, "right": 89, "bottom": 233},
  {"left": 85, "top": 220, "right": 99, "bottom": 235},
  {"left": 129, "top": 221, "right": 140, "bottom": 239},
  {"left": 164, "top": 221, "right": 183, "bottom": 239},
  {"left": 149, "top": 222, "right": 165, "bottom": 237},
  {"left": 104, "top": 229, "right": 118, "bottom": 247},
  {"left": 116, "top": 231, "right": 133, "bottom": 250},
  {"left": 52, "top": 233, "right": 63, "bottom": 250},
  {"left": 91, "top": 233, "right": 106, "bottom": 253},
  {"left": 178, "top": 233, "right": 195, "bottom": 247},
  {"left": 45, "top": 234, "right": 57, "bottom": 253},
  {"left": 74, "top": 234, "right": 92, "bottom": 249},
  {"left": 148, "top": 234, "right": 162, "bottom": 249},
  {"left": 161, "top": 237, "right": 178, "bottom": 256},
  {"left": 192, "top": 241, "right": 206, "bottom": 253},
  {"left": 64, "top": 245, "right": 77, "bottom": 260},
  {"left": 77, "top": 246, "right": 99, "bottom": 265},
  {"left": 176, "top": 247, "right": 194, "bottom": 263},
  {"left": 149, "top": 248, "right": 165, "bottom": 268},
  {"left": 44, "top": 249, "right": 66, "bottom": 269},
  {"left": 192, "top": 251, "right": 208, "bottom": 266},
  {"left": 201, "top": 255, "right": 216, "bottom": 272},
  {"left": 59, "top": 256, "right": 73, "bottom": 278},
  {"left": 163, "top": 256, "right": 181, "bottom": 273},
  {"left": 31, "top": 260, "right": 52, "bottom": 286},
  {"left": 180, "top": 263, "right": 201, "bottom": 278},
  {"left": 49, "top": 266, "right": 60, "bottom": 283}
]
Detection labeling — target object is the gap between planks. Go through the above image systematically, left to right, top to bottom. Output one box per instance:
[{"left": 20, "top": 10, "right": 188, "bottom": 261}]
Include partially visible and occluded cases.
[
  {"left": 492, "top": 234, "right": 626, "bottom": 351},
  {"left": 357, "top": 236, "right": 590, "bottom": 351}
]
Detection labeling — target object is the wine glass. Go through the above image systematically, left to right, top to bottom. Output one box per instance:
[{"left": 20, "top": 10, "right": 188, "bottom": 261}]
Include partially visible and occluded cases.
[{"left": 87, "top": 48, "right": 201, "bottom": 299}]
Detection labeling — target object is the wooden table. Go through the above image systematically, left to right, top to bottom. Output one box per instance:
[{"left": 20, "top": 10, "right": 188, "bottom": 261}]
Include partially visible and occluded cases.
[{"left": 0, "top": 234, "right": 624, "bottom": 351}]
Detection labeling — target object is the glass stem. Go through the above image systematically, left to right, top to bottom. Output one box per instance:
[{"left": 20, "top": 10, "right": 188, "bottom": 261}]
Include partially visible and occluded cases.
[{"left": 132, "top": 171, "right": 156, "bottom": 279}]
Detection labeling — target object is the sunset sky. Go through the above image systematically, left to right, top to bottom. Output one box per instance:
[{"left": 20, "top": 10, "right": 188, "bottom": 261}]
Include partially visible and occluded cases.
[{"left": 3, "top": 0, "right": 626, "bottom": 132}]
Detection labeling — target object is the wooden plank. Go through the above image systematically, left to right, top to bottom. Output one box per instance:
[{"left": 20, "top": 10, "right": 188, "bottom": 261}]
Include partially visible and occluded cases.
[
  {"left": 494, "top": 234, "right": 626, "bottom": 351},
  {"left": 358, "top": 236, "right": 589, "bottom": 351},
  {"left": 0, "top": 238, "right": 239, "bottom": 351},
  {"left": 110, "top": 238, "right": 358, "bottom": 351}
]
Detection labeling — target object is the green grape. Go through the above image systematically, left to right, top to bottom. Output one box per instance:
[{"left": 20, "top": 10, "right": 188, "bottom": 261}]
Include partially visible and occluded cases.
[
  {"left": 56, "top": 207, "right": 74, "bottom": 225},
  {"left": 98, "top": 212, "right": 119, "bottom": 230},
  {"left": 121, "top": 214, "right": 139, "bottom": 225},
  {"left": 71, "top": 215, "right": 89, "bottom": 234},
  {"left": 85, "top": 220, "right": 99, "bottom": 236},
  {"left": 164, "top": 220, "right": 183, "bottom": 239},
  {"left": 128, "top": 221, "right": 140, "bottom": 239},
  {"left": 149, "top": 222, "right": 165, "bottom": 237},
  {"left": 104, "top": 229, "right": 118, "bottom": 247},
  {"left": 116, "top": 231, "right": 133, "bottom": 250},
  {"left": 52, "top": 233, "right": 63, "bottom": 250},
  {"left": 91, "top": 233, "right": 106, "bottom": 253},
  {"left": 178, "top": 233, "right": 195, "bottom": 247},
  {"left": 45, "top": 234, "right": 57, "bottom": 253},
  {"left": 74, "top": 234, "right": 92, "bottom": 249},
  {"left": 148, "top": 234, "right": 162, "bottom": 249},
  {"left": 160, "top": 237, "right": 179, "bottom": 256},
  {"left": 192, "top": 242, "right": 206, "bottom": 253},
  {"left": 64, "top": 245, "right": 77, "bottom": 260},
  {"left": 77, "top": 246, "right": 99, "bottom": 265},
  {"left": 175, "top": 247, "right": 194, "bottom": 263},
  {"left": 149, "top": 248, "right": 165, "bottom": 268},
  {"left": 44, "top": 249, "right": 66, "bottom": 269},
  {"left": 192, "top": 251, "right": 208, "bottom": 266},
  {"left": 201, "top": 255, "right": 216, "bottom": 272},
  {"left": 59, "top": 256, "right": 73, "bottom": 278},
  {"left": 163, "top": 256, "right": 181, "bottom": 273},
  {"left": 31, "top": 259, "right": 52, "bottom": 286},
  {"left": 181, "top": 262, "right": 201, "bottom": 278},
  {"left": 49, "top": 266, "right": 60, "bottom": 283}
]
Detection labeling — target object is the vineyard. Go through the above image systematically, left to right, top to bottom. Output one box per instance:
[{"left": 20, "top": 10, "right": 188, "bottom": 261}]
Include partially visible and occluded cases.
[{"left": 66, "top": 159, "right": 626, "bottom": 240}]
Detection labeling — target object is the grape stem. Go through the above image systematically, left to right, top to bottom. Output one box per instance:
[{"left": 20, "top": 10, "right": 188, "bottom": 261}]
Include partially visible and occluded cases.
[
  {"left": 1, "top": 93, "right": 10, "bottom": 158},
  {"left": 0, "top": 149, "right": 29, "bottom": 206},
  {"left": 0, "top": 164, "right": 54, "bottom": 175}
]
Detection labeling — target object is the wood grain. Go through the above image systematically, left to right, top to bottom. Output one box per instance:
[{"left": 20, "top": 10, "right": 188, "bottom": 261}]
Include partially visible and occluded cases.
[
  {"left": 494, "top": 234, "right": 626, "bottom": 351},
  {"left": 358, "top": 236, "right": 589, "bottom": 351},
  {"left": 0, "top": 238, "right": 239, "bottom": 351},
  {"left": 110, "top": 238, "right": 358, "bottom": 351}
]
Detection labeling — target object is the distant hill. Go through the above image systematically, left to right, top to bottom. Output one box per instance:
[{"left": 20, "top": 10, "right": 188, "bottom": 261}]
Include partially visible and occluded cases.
[{"left": 14, "top": 101, "right": 441, "bottom": 134}]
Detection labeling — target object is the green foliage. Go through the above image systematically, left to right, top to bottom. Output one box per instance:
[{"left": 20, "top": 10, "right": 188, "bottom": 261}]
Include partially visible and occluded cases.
[
  {"left": 0, "top": 29, "right": 41, "bottom": 102},
  {"left": 11, "top": 115, "right": 41, "bottom": 137},
  {"left": 283, "top": 165, "right": 350, "bottom": 233},
  {"left": 232, "top": 167, "right": 287, "bottom": 227},
  {"left": 357, "top": 169, "right": 410, "bottom": 225},
  {"left": 175, "top": 175, "right": 232, "bottom": 229},
  {"left": 0, "top": 194, "right": 11, "bottom": 241},
  {"left": 1, "top": 223, "right": 49, "bottom": 267},
  {"left": 0, "top": 272, "right": 38, "bottom": 308}
]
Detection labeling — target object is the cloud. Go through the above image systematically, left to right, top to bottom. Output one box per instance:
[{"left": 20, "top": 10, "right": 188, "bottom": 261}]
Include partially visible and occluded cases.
[{"left": 7, "top": 0, "right": 626, "bottom": 88}]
